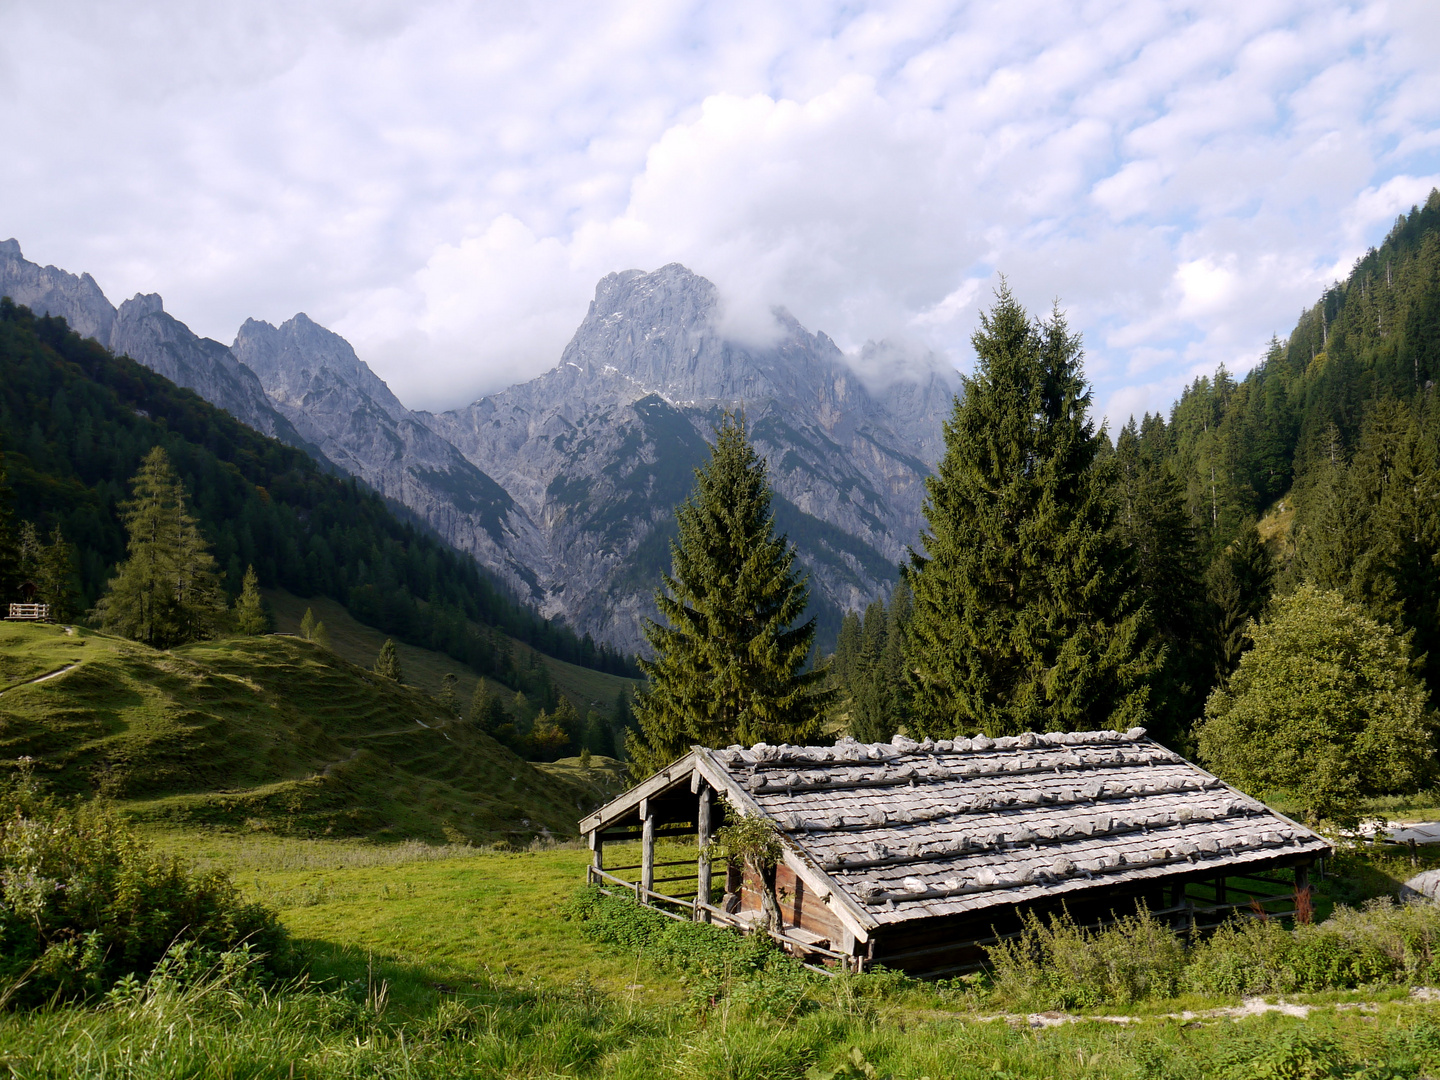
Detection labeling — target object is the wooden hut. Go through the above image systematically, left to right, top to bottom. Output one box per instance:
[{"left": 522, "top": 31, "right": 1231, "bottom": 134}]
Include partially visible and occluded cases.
[{"left": 579, "top": 728, "right": 1332, "bottom": 975}]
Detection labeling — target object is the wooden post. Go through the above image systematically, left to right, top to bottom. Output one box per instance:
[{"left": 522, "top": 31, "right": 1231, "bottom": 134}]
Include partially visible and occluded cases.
[
  {"left": 696, "top": 785, "right": 712, "bottom": 917},
  {"left": 640, "top": 798, "right": 655, "bottom": 901},
  {"left": 588, "top": 830, "right": 603, "bottom": 883},
  {"left": 1295, "top": 864, "right": 1310, "bottom": 897},
  {"left": 1215, "top": 876, "right": 1227, "bottom": 907}
]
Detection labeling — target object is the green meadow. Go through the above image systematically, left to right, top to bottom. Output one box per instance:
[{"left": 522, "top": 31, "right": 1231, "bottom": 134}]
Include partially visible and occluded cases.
[
  {"left": 8, "top": 620, "right": 1440, "bottom": 1078},
  {"left": 7, "top": 827, "right": 1440, "bottom": 1079}
]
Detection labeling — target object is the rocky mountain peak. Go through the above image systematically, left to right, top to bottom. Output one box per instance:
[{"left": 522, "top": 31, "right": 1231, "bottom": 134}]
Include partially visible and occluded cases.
[
  {"left": 0, "top": 239, "right": 21, "bottom": 259},
  {"left": 118, "top": 293, "right": 165, "bottom": 318}
]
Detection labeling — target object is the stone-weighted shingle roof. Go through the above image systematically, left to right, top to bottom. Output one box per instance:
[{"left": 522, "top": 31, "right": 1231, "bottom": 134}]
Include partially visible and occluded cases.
[{"left": 705, "top": 727, "right": 1331, "bottom": 925}]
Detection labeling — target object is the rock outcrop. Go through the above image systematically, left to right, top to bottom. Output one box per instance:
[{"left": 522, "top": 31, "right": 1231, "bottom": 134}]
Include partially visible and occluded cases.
[
  {"left": 0, "top": 240, "right": 305, "bottom": 448},
  {"left": 422, "top": 264, "right": 959, "bottom": 651},
  {"left": 231, "top": 314, "right": 548, "bottom": 598}
]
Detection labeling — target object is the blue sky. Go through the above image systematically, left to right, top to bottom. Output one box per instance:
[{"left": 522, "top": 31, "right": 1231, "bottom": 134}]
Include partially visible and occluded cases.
[{"left": 2, "top": 1, "right": 1438, "bottom": 421}]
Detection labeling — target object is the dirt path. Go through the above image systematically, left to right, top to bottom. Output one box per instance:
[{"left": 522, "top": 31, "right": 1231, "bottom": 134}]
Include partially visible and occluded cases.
[
  {"left": 0, "top": 663, "right": 79, "bottom": 697},
  {"left": 968, "top": 988, "right": 1437, "bottom": 1029}
]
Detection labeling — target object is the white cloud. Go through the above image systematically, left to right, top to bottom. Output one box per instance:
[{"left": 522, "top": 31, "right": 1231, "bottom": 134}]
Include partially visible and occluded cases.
[{"left": 0, "top": 0, "right": 1438, "bottom": 418}]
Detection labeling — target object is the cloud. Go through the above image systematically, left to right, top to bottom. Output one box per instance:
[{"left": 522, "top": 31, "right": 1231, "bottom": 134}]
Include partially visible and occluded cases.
[{"left": 1, "top": 0, "right": 1438, "bottom": 416}]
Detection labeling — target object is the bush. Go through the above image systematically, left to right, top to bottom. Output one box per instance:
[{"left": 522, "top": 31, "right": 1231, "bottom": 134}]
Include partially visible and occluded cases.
[
  {"left": 0, "top": 762, "right": 291, "bottom": 1007},
  {"left": 566, "top": 885, "right": 815, "bottom": 1014},
  {"left": 1187, "top": 898, "right": 1440, "bottom": 996},
  {"left": 986, "top": 906, "right": 1186, "bottom": 1009}
]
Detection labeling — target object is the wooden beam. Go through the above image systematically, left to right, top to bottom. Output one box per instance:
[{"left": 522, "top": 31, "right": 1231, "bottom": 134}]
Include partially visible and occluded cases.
[
  {"left": 697, "top": 784, "right": 713, "bottom": 912},
  {"left": 641, "top": 801, "right": 656, "bottom": 899},
  {"left": 589, "top": 829, "right": 603, "bottom": 874}
]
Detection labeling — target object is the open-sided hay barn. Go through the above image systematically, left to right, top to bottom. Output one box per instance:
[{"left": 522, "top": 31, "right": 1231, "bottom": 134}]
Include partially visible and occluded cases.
[{"left": 580, "top": 728, "right": 1333, "bottom": 974}]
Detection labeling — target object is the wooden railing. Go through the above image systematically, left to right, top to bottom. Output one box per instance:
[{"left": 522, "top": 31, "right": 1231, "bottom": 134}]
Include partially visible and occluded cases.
[
  {"left": 6, "top": 604, "right": 49, "bottom": 621},
  {"left": 586, "top": 865, "right": 861, "bottom": 973}
]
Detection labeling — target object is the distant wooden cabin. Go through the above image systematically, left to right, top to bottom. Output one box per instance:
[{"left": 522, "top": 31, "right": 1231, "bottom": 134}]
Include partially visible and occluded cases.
[{"left": 580, "top": 729, "right": 1332, "bottom": 975}]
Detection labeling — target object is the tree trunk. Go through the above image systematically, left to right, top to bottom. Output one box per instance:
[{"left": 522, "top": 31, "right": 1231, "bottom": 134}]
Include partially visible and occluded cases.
[{"left": 750, "top": 857, "right": 783, "bottom": 934}]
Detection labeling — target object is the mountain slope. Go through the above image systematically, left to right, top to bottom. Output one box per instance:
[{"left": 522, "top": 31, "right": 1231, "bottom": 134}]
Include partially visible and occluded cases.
[
  {"left": 0, "top": 240, "right": 309, "bottom": 450},
  {"left": 422, "top": 264, "right": 959, "bottom": 650},
  {"left": 0, "top": 298, "right": 629, "bottom": 681},
  {"left": 231, "top": 314, "right": 550, "bottom": 601},
  {"left": 0, "top": 621, "right": 591, "bottom": 842}
]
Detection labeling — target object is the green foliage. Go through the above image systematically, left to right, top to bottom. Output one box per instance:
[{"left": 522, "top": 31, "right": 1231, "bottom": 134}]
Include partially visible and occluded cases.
[
  {"left": 905, "top": 284, "right": 1159, "bottom": 737},
  {"left": 630, "top": 414, "right": 833, "bottom": 772},
  {"left": 1112, "top": 419, "right": 1211, "bottom": 744},
  {"left": 90, "top": 446, "right": 228, "bottom": 648},
  {"left": 0, "top": 452, "right": 18, "bottom": 605},
  {"left": 1208, "top": 523, "right": 1276, "bottom": 679},
  {"left": 233, "top": 564, "right": 269, "bottom": 635},
  {"left": 830, "top": 580, "right": 912, "bottom": 743},
  {"left": 1197, "top": 584, "right": 1437, "bottom": 826},
  {"left": 374, "top": 638, "right": 401, "bottom": 681},
  {"left": 439, "top": 672, "right": 458, "bottom": 717},
  {"left": 0, "top": 762, "right": 290, "bottom": 1007},
  {"left": 566, "top": 885, "right": 815, "bottom": 1014},
  {"left": 1186, "top": 898, "right": 1440, "bottom": 997},
  {"left": 986, "top": 907, "right": 1186, "bottom": 1009}
]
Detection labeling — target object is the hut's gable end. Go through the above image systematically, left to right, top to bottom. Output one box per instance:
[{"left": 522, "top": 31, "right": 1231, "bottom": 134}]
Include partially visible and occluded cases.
[{"left": 705, "top": 730, "right": 1332, "bottom": 926}]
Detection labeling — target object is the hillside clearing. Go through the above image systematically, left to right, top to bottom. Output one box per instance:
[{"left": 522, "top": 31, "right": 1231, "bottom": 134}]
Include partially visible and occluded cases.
[{"left": 0, "top": 622, "right": 598, "bottom": 843}]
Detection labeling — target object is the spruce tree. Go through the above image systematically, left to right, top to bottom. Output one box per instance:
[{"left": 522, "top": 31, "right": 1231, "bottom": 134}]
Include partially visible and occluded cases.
[
  {"left": 904, "top": 284, "right": 1157, "bottom": 737},
  {"left": 629, "top": 414, "right": 833, "bottom": 773},
  {"left": 1114, "top": 420, "right": 1210, "bottom": 741},
  {"left": 91, "top": 447, "right": 227, "bottom": 648},
  {"left": 0, "top": 453, "right": 19, "bottom": 604},
  {"left": 36, "top": 527, "right": 77, "bottom": 622},
  {"left": 234, "top": 565, "right": 269, "bottom": 635},
  {"left": 374, "top": 638, "right": 401, "bottom": 681},
  {"left": 440, "top": 673, "right": 459, "bottom": 717}
]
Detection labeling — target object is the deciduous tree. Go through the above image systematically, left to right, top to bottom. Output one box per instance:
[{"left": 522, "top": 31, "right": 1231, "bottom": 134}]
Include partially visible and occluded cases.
[{"left": 1196, "top": 584, "right": 1437, "bottom": 827}]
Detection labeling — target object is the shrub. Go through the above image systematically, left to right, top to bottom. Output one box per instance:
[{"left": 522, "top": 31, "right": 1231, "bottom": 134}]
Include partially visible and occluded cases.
[
  {"left": 0, "top": 762, "right": 291, "bottom": 1007},
  {"left": 566, "top": 885, "right": 815, "bottom": 1014},
  {"left": 1187, "top": 897, "right": 1440, "bottom": 996},
  {"left": 986, "top": 906, "right": 1186, "bottom": 1009}
]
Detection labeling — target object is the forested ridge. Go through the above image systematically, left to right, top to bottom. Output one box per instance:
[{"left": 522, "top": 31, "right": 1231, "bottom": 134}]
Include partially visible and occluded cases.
[
  {"left": 835, "top": 190, "right": 1440, "bottom": 751},
  {"left": 0, "top": 298, "right": 636, "bottom": 685}
]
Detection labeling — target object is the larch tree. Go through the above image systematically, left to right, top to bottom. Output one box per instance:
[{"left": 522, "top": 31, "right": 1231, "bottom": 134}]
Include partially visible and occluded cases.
[
  {"left": 904, "top": 283, "right": 1158, "bottom": 737},
  {"left": 628, "top": 414, "right": 833, "bottom": 774},
  {"left": 91, "top": 446, "right": 227, "bottom": 648},
  {"left": 234, "top": 565, "right": 269, "bottom": 635},
  {"left": 374, "top": 638, "right": 401, "bottom": 681}
]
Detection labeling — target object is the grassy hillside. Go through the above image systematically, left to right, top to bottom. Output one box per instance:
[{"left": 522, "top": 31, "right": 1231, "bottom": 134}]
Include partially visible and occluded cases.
[
  {"left": 264, "top": 589, "right": 636, "bottom": 719},
  {"left": 0, "top": 621, "right": 602, "bottom": 843}
]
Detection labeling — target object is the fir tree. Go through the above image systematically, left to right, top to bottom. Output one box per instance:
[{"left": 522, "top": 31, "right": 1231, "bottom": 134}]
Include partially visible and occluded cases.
[
  {"left": 904, "top": 285, "right": 1158, "bottom": 737},
  {"left": 629, "top": 414, "right": 833, "bottom": 773},
  {"left": 1114, "top": 420, "right": 1209, "bottom": 741},
  {"left": 91, "top": 447, "right": 227, "bottom": 648},
  {"left": 0, "top": 452, "right": 20, "bottom": 604},
  {"left": 1207, "top": 525, "right": 1275, "bottom": 680},
  {"left": 35, "top": 527, "right": 77, "bottom": 622},
  {"left": 234, "top": 565, "right": 269, "bottom": 635},
  {"left": 374, "top": 638, "right": 401, "bottom": 681},
  {"left": 440, "top": 673, "right": 459, "bottom": 717},
  {"left": 469, "top": 677, "right": 510, "bottom": 735}
]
